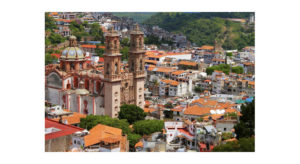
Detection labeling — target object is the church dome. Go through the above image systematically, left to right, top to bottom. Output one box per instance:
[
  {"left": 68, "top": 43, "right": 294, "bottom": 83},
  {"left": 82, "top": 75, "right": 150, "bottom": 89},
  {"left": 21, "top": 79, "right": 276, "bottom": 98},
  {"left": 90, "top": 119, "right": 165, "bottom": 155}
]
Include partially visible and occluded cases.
[{"left": 60, "top": 36, "right": 85, "bottom": 60}]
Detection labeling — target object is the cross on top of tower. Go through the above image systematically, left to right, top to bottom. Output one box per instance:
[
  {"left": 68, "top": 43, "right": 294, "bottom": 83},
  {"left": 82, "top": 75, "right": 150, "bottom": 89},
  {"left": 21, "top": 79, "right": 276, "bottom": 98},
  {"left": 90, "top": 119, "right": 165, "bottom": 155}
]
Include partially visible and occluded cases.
[
  {"left": 130, "top": 23, "right": 143, "bottom": 35},
  {"left": 105, "top": 26, "right": 119, "bottom": 37},
  {"left": 69, "top": 35, "right": 77, "bottom": 47}
]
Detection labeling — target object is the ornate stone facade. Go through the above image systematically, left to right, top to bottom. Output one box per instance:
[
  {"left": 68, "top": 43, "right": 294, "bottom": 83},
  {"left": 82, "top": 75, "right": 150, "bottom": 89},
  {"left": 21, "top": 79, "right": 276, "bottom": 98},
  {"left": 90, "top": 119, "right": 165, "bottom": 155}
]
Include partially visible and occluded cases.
[{"left": 45, "top": 25, "right": 146, "bottom": 118}]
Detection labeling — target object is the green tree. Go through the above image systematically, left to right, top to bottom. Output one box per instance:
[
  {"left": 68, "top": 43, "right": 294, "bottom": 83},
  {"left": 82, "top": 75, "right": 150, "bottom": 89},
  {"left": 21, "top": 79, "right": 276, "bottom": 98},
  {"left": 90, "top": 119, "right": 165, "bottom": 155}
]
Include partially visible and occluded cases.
[
  {"left": 45, "top": 13, "right": 57, "bottom": 32},
  {"left": 89, "top": 23, "right": 104, "bottom": 42},
  {"left": 48, "top": 33, "right": 65, "bottom": 45},
  {"left": 121, "top": 37, "right": 130, "bottom": 47},
  {"left": 95, "top": 44, "right": 104, "bottom": 57},
  {"left": 120, "top": 46, "right": 129, "bottom": 60},
  {"left": 45, "top": 53, "right": 56, "bottom": 65},
  {"left": 232, "top": 66, "right": 244, "bottom": 74},
  {"left": 194, "top": 86, "right": 203, "bottom": 93},
  {"left": 234, "top": 99, "right": 255, "bottom": 139},
  {"left": 164, "top": 102, "right": 173, "bottom": 109},
  {"left": 118, "top": 104, "right": 147, "bottom": 124},
  {"left": 79, "top": 115, "right": 131, "bottom": 134},
  {"left": 133, "top": 120, "right": 164, "bottom": 135},
  {"left": 127, "top": 133, "right": 142, "bottom": 150},
  {"left": 213, "top": 137, "right": 254, "bottom": 152}
]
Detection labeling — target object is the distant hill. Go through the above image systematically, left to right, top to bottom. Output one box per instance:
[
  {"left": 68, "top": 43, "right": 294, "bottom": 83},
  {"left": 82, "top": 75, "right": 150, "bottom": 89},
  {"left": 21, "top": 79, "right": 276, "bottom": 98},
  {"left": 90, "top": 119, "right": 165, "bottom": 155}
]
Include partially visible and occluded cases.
[
  {"left": 112, "top": 12, "right": 157, "bottom": 23},
  {"left": 143, "top": 12, "right": 255, "bottom": 50}
]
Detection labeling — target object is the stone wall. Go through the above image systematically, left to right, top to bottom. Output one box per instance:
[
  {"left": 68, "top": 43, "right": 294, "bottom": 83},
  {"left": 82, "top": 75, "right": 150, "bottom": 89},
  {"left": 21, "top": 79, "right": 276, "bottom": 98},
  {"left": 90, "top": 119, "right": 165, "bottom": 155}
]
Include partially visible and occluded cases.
[{"left": 45, "top": 135, "right": 72, "bottom": 152}]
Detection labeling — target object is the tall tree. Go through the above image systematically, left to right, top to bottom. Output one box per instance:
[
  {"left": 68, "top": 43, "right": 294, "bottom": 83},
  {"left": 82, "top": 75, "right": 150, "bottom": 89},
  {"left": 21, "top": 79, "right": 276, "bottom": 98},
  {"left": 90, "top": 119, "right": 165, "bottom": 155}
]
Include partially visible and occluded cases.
[
  {"left": 234, "top": 99, "right": 255, "bottom": 139},
  {"left": 118, "top": 104, "right": 146, "bottom": 124}
]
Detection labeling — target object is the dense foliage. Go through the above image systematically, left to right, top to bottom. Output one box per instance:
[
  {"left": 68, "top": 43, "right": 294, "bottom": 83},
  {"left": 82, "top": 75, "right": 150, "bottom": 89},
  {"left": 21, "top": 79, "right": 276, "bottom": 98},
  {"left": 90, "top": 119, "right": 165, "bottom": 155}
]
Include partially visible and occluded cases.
[
  {"left": 144, "top": 12, "right": 254, "bottom": 50},
  {"left": 45, "top": 13, "right": 57, "bottom": 32},
  {"left": 69, "top": 21, "right": 104, "bottom": 42},
  {"left": 144, "top": 35, "right": 173, "bottom": 46},
  {"left": 206, "top": 64, "right": 244, "bottom": 75},
  {"left": 194, "top": 86, "right": 204, "bottom": 93},
  {"left": 234, "top": 99, "right": 255, "bottom": 139},
  {"left": 118, "top": 104, "right": 146, "bottom": 124},
  {"left": 79, "top": 115, "right": 131, "bottom": 134},
  {"left": 133, "top": 120, "right": 164, "bottom": 135},
  {"left": 127, "top": 133, "right": 142, "bottom": 149},
  {"left": 213, "top": 137, "right": 254, "bottom": 152}
]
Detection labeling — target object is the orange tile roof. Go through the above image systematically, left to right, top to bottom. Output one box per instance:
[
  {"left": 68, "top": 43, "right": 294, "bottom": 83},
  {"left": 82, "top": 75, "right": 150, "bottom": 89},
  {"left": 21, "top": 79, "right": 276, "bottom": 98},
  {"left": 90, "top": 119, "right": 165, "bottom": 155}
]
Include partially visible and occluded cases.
[
  {"left": 55, "top": 19, "right": 71, "bottom": 23},
  {"left": 81, "top": 45, "right": 96, "bottom": 48},
  {"left": 198, "top": 45, "right": 214, "bottom": 50},
  {"left": 212, "top": 58, "right": 225, "bottom": 62},
  {"left": 145, "top": 59, "right": 157, "bottom": 65},
  {"left": 178, "top": 61, "right": 197, "bottom": 66},
  {"left": 243, "top": 62, "right": 255, "bottom": 66},
  {"left": 155, "top": 67, "right": 174, "bottom": 73},
  {"left": 171, "top": 70, "right": 186, "bottom": 75},
  {"left": 161, "top": 79, "right": 180, "bottom": 86},
  {"left": 248, "top": 81, "right": 255, "bottom": 85},
  {"left": 191, "top": 98, "right": 218, "bottom": 107},
  {"left": 183, "top": 106, "right": 211, "bottom": 116},
  {"left": 144, "top": 108, "right": 157, "bottom": 113},
  {"left": 52, "top": 112, "right": 86, "bottom": 125},
  {"left": 84, "top": 124, "right": 123, "bottom": 147},
  {"left": 135, "top": 141, "right": 143, "bottom": 148}
]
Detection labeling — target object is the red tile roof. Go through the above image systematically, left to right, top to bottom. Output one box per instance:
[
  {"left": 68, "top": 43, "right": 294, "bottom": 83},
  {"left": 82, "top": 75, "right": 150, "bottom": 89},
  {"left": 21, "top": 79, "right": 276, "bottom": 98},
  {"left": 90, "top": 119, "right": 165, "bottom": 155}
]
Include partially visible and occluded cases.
[
  {"left": 51, "top": 54, "right": 60, "bottom": 58},
  {"left": 98, "top": 57, "right": 104, "bottom": 62},
  {"left": 45, "top": 118, "right": 84, "bottom": 140}
]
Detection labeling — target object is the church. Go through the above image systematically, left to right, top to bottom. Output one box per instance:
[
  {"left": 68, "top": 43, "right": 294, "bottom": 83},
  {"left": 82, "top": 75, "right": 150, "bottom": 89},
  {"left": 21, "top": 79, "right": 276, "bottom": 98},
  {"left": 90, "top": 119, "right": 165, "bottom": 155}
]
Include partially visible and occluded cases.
[{"left": 45, "top": 24, "right": 145, "bottom": 118}]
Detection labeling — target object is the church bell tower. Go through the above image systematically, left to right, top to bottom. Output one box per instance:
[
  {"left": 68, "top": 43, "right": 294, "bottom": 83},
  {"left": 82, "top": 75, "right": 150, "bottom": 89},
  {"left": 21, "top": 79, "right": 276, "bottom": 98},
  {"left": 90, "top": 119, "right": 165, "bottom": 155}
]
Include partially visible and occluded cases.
[
  {"left": 128, "top": 24, "right": 146, "bottom": 108},
  {"left": 103, "top": 28, "right": 122, "bottom": 118}
]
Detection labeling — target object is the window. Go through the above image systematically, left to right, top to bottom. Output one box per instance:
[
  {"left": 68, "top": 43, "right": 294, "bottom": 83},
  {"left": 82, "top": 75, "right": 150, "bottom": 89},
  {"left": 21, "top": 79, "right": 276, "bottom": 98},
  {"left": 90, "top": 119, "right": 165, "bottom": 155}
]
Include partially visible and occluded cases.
[
  {"left": 114, "top": 40, "right": 117, "bottom": 49},
  {"left": 140, "top": 59, "right": 143, "bottom": 71},
  {"left": 131, "top": 60, "right": 134, "bottom": 71},
  {"left": 70, "top": 62, "right": 75, "bottom": 70},
  {"left": 115, "top": 62, "right": 118, "bottom": 74},
  {"left": 106, "top": 63, "right": 109, "bottom": 75},
  {"left": 224, "top": 128, "right": 227, "bottom": 131},
  {"left": 74, "top": 140, "right": 76, "bottom": 144}
]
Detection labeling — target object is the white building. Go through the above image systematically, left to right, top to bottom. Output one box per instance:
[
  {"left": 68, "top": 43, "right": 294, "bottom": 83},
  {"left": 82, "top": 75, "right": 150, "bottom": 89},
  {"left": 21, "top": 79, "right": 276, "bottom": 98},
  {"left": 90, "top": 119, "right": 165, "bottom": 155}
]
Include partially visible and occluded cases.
[{"left": 159, "top": 79, "right": 188, "bottom": 97}]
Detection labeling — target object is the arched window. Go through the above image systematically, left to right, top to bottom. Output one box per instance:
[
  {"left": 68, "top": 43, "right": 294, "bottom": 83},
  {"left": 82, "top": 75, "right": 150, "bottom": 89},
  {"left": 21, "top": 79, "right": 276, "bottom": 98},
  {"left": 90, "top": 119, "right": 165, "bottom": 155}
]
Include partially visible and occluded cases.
[
  {"left": 139, "top": 37, "right": 143, "bottom": 48},
  {"left": 114, "top": 40, "right": 117, "bottom": 49},
  {"left": 140, "top": 59, "right": 143, "bottom": 71},
  {"left": 131, "top": 60, "right": 134, "bottom": 72},
  {"left": 62, "top": 62, "right": 65, "bottom": 70},
  {"left": 70, "top": 62, "right": 75, "bottom": 70},
  {"left": 115, "top": 62, "right": 118, "bottom": 74},
  {"left": 79, "top": 63, "right": 82, "bottom": 70},
  {"left": 106, "top": 63, "right": 110, "bottom": 75},
  {"left": 73, "top": 76, "right": 78, "bottom": 88},
  {"left": 85, "top": 79, "right": 89, "bottom": 90},
  {"left": 96, "top": 81, "right": 101, "bottom": 93}
]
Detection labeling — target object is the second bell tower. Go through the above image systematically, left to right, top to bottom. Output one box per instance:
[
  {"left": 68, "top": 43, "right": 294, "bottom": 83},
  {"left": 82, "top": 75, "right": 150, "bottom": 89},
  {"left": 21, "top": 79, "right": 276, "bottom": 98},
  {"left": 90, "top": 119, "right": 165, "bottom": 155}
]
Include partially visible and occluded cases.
[{"left": 128, "top": 24, "right": 145, "bottom": 108}]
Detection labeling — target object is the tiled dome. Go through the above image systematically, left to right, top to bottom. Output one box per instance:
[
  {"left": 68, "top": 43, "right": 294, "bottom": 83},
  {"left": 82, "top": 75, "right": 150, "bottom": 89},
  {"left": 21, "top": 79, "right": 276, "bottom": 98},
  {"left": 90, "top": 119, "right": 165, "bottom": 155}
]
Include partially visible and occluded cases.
[
  {"left": 60, "top": 36, "right": 85, "bottom": 60},
  {"left": 61, "top": 47, "right": 84, "bottom": 59}
]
